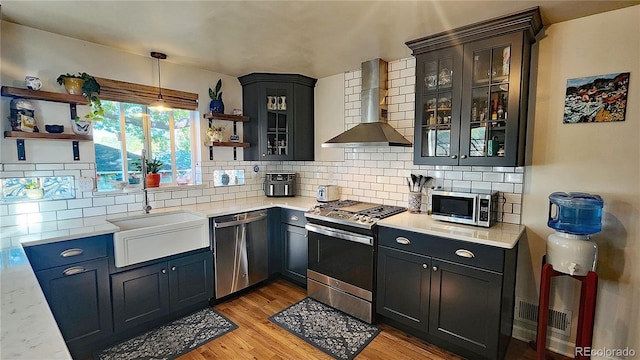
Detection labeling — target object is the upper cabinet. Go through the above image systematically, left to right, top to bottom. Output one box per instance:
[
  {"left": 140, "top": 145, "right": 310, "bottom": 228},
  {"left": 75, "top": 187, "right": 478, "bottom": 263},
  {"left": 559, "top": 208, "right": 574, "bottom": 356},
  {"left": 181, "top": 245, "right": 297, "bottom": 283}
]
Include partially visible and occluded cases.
[
  {"left": 407, "top": 8, "right": 543, "bottom": 166},
  {"left": 238, "top": 73, "right": 317, "bottom": 161}
]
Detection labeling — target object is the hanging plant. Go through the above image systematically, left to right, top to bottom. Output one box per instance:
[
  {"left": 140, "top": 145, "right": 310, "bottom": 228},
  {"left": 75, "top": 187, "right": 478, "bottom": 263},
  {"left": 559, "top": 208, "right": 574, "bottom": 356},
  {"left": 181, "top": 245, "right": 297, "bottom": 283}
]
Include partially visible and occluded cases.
[{"left": 57, "top": 72, "right": 104, "bottom": 121}]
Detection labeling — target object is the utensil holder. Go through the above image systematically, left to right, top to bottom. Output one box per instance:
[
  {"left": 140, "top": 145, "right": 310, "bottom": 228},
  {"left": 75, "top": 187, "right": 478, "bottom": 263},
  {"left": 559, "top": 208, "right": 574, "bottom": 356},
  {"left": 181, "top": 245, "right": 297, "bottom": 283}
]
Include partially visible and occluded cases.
[{"left": 408, "top": 191, "right": 422, "bottom": 213}]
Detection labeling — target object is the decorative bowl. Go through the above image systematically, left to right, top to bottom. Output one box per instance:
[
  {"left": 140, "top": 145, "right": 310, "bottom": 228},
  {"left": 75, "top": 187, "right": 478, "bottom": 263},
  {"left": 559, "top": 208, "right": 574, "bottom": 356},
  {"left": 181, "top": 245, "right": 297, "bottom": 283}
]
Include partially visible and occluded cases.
[{"left": 45, "top": 124, "right": 64, "bottom": 133}]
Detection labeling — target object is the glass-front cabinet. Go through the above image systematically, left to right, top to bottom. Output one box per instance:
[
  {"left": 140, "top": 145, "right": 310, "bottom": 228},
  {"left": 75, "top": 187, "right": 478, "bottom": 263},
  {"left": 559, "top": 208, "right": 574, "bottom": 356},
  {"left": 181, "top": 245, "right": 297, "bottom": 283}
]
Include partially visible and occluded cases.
[
  {"left": 408, "top": 8, "right": 542, "bottom": 166},
  {"left": 460, "top": 33, "right": 523, "bottom": 165},
  {"left": 415, "top": 46, "right": 463, "bottom": 165},
  {"left": 239, "top": 73, "right": 316, "bottom": 161},
  {"left": 264, "top": 83, "right": 293, "bottom": 159}
]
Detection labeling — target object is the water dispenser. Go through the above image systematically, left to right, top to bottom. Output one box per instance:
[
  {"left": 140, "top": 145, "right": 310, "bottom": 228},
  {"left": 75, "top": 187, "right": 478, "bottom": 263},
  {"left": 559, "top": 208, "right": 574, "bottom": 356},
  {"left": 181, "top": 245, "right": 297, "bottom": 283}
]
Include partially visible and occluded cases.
[{"left": 546, "top": 192, "right": 603, "bottom": 276}]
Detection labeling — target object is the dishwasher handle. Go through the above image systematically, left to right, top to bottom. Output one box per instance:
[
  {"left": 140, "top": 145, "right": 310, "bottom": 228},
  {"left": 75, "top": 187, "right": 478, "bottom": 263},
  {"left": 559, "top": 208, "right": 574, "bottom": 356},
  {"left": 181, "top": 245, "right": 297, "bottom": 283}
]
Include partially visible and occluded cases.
[{"left": 215, "top": 213, "right": 267, "bottom": 228}]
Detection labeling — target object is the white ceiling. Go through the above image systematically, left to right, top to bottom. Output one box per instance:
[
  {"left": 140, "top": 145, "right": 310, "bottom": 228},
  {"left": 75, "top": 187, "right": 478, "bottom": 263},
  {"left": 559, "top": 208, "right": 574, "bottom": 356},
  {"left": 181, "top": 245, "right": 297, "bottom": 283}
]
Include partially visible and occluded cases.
[{"left": 2, "top": 1, "right": 638, "bottom": 79}]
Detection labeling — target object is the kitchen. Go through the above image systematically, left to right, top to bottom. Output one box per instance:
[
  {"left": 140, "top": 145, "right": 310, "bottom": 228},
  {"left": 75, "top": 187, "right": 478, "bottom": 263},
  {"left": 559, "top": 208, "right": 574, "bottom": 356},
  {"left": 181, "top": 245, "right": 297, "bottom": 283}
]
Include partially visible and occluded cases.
[{"left": 1, "top": 2, "right": 638, "bottom": 360}]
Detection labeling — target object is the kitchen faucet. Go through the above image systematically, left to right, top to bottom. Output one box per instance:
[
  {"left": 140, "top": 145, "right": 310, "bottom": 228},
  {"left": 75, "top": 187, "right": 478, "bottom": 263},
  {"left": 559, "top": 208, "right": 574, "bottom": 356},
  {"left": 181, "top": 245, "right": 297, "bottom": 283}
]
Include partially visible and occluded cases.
[{"left": 141, "top": 149, "right": 152, "bottom": 214}]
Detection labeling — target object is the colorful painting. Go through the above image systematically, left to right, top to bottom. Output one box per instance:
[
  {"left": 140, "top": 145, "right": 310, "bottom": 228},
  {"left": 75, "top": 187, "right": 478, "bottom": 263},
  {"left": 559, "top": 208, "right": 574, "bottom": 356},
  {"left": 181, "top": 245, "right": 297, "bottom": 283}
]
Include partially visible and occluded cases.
[{"left": 563, "top": 72, "right": 630, "bottom": 123}]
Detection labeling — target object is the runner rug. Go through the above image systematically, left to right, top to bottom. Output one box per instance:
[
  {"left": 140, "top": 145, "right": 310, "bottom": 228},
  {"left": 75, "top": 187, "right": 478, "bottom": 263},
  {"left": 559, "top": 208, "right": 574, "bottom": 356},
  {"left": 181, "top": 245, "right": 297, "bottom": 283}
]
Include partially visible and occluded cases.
[
  {"left": 269, "top": 297, "right": 380, "bottom": 360},
  {"left": 96, "top": 307, "right": 237, "bottom": 360}
]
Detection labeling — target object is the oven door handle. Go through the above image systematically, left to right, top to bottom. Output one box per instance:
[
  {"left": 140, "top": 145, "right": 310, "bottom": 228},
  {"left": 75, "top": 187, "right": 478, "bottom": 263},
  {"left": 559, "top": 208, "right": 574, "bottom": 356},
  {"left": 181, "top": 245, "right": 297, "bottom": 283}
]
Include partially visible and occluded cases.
[{"left": 305, "top": 223, "right": 373, "bottom": 246}]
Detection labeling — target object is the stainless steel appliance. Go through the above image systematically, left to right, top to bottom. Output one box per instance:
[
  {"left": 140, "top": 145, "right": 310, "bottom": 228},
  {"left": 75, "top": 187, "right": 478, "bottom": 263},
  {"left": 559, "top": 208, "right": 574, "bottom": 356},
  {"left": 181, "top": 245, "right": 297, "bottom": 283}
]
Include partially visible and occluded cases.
[
  {"left": 264, "top": 172, "right": 296, "bottom": 197},
  {"left": 316, "top": 185, "right": 339, "bottom": 202},
  {"left": 431, "top": 188, "right": 499, "bottom": 227},
  {"left": 305, "top": 200, "right": 406, "bottom": 323},
  {"left": 212, "top": 211, "right": 268, "bottom": 299}
]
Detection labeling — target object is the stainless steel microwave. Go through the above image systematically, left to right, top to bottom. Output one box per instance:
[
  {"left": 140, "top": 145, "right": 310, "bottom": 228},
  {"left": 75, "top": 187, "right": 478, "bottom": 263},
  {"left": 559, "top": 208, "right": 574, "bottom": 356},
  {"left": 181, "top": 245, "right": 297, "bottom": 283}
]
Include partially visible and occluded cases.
[{"left": 430, "top": 189, "right": 499, "bottom": 227}]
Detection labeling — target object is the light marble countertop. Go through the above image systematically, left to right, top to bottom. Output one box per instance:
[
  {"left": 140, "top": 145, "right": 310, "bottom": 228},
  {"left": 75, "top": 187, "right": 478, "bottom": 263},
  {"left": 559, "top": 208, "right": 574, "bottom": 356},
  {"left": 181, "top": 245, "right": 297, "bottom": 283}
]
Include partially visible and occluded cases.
[
  {"left": 0, "top": 195, "right": 524, "bottom": 359},
  {"left": 378, "top": 211, "right": 525, "bottom": 249}
]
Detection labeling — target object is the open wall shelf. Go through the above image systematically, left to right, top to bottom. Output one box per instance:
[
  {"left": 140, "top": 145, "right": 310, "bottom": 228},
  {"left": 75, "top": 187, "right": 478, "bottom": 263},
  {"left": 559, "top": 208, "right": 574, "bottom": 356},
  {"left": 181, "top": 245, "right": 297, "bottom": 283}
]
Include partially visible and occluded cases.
[{"left": 203, "top": 113, "right": 250, "bottom": 160}]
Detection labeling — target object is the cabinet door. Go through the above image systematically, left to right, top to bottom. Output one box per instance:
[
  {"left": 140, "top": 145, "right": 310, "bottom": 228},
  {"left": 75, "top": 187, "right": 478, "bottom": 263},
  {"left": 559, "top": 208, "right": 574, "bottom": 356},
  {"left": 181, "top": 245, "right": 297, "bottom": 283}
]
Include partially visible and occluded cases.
[
  {"left": 459, "top": 32, "right": 524, "bottom": 166},
  {"left": 414, "top": 46, "right": 464, "bottom": 165},
  {"left": 260, "top": 82, "right": 294, "bottom": 160},
  {"left": 282, "top": 223, "right": 307, "bottom": 284},
  {"left": 376, "top": 246, "right": 430, "bottom": 331},
  {"left": 168, "top": 251, "right": 214, "bottom": 310},
  {"left": 36, "top": 258, "right": 112, "bottom": 344},
  {"left": 429, "top": 258, "right": 502, "bottom": 358},
  {"left": 111, "top": 262, "right": 170, "bottom": 332}
]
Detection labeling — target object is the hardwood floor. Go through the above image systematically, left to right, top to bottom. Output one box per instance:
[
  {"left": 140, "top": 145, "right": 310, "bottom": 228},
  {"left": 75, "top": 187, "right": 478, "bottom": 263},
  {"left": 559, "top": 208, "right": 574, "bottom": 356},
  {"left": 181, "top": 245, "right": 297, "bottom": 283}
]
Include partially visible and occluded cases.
[{"left": 179, "top": 279, "right": 570, "bottom": 360}]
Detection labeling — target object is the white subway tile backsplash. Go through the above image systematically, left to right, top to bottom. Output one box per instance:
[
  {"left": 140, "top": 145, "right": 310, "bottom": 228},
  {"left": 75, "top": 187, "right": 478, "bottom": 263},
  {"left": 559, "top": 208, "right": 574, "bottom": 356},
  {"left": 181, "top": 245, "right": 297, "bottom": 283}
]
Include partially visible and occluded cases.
[
  {"left": 3, "top": 164, "right": 36, "bottom": 171},
  {"left": 35, "top": 164, "right": 65, "bottom": 171},
  {"left": 463, "top": 172, "right": 483, "bottom": 181},
  {"left": 483, "top": 172, "right": 504, "bottom": 182},
  {"left": 505, "top": 173, "right": 524, "bottom": 183},
  {"left": 492, "top": 182, "right": 514, "bottom": 193},
  {"left": 67, "top": 198, "right": 93, "bottom": 209},
  {"left": 39, "top": 200, "right": 68, "bottom": 212},
  {"left": 107, "top": 204, "right": 128, "bottom": 214},
  {"left": 83, "top": 207, "right": 106, "bottom": 217},
  {"left": 57, "top": 209, "right": 83, "bottom": 220}
]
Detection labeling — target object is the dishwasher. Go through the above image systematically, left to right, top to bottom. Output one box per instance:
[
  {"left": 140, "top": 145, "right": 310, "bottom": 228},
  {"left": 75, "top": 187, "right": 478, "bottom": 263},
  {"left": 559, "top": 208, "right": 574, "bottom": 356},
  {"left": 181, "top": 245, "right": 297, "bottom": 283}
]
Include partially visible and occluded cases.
[{"left": 212, "top": 211, "right": 268, "bottom": 299}]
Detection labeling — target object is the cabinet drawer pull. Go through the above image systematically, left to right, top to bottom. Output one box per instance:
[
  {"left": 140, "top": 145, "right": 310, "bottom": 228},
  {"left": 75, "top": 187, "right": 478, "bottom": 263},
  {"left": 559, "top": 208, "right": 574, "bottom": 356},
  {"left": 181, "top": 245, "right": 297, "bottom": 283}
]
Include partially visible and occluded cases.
[
  {"left": 460, "top": 155, "right": 467, "bottom": 159},
  {"left": 290, "top": 215, "right": 299, "bottom": 221},
  {"left": 395, "top": 237, "right": 411, "bottom": 245},
  {"left": 60, "top": 248, "right": 84, "bottom": 257},
  {"left": 455, "top": 249, "right": 475, "bottom": 258},
  {"left": 422, "top": 264, "right": 428, "bottom": 269},
  {"left": 63, "top": 266, "right": 86, "bottom": 276},
  {"left": 171, "top": 266, "right": 177, "bottom": 271},
  {"left": 432, "top": 266, "right": 439, "bottom": 272},
  {"left": 162, "top": 269, "right": 167, "bottom": 274}
]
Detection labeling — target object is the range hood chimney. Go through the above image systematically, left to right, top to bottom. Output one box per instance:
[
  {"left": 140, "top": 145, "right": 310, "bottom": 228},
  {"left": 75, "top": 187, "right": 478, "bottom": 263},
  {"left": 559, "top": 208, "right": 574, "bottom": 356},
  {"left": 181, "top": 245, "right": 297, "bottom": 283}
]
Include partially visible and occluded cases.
[{"left": 322, "top": 58, "right": 412, "bottom": 147}]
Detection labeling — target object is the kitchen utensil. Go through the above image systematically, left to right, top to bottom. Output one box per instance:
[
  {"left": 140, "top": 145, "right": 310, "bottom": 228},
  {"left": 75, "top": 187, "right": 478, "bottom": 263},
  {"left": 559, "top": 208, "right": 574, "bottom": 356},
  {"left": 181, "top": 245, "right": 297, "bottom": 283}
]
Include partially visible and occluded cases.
[
  {"left": 411, "top": 174, "right": 417, "bottom": 191},
  {"left": 419, "top": 176, "right": 431, "bottom": 192},
  {"left": 407, "top": 178, "right": 412, "bottom": 192}
]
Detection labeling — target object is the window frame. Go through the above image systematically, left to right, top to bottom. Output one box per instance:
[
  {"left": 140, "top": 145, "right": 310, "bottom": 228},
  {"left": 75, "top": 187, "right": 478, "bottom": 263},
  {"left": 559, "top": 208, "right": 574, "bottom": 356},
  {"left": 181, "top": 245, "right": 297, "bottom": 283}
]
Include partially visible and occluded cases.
[{"left": 95, "top": 101, "right": 198, "bottom": 191}]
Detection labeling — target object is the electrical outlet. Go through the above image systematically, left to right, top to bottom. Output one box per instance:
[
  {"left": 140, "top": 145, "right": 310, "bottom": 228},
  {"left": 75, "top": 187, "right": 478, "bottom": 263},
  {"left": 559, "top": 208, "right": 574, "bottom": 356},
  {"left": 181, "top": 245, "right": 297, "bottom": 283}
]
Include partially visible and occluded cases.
[{"left": 78, "top": 177, "right": 95, "bottom": 191}]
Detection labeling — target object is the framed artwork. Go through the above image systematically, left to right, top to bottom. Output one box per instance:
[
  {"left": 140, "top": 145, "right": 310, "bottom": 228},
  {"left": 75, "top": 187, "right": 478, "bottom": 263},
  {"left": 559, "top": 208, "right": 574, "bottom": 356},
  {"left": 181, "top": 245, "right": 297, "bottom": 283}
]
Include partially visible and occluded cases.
[{"left": 563, "top": 72, "right": 630, "bottom": 123}]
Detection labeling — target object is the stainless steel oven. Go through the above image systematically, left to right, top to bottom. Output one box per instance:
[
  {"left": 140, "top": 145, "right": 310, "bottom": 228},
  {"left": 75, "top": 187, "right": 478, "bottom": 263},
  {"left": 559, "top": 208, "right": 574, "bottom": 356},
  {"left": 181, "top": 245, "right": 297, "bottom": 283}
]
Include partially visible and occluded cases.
[
  {"left": 304, "top": 200, "right": 406, "bottom": 323},
  {"left": 306, "top": 223, "right": 374, "bottom": 322}
]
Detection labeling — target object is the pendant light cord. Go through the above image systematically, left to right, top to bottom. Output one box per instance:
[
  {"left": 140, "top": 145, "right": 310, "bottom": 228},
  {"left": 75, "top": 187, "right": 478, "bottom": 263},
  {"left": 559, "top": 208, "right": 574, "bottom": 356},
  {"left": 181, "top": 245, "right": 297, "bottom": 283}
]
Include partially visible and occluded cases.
[{"left": 156, "top": 57, "right": 163, "bottom": 100}]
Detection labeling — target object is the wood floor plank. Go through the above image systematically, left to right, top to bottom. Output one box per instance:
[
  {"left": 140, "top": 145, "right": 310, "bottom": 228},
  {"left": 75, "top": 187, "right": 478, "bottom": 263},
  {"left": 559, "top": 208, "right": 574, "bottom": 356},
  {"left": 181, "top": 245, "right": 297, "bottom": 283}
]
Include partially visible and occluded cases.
[{"left": 179, "top": 279, "right": 570, "bottom": 360}]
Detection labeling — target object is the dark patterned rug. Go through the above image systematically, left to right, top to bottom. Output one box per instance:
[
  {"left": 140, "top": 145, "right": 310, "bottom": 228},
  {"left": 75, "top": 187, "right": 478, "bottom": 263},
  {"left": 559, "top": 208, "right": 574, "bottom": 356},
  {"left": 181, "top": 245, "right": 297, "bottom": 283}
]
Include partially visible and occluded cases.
[
  {"left": 269, "top": 297, "right": 380, "bottom": 360},
  {"left": 96, "top": 307, "right": 237, "bottom": 360}
]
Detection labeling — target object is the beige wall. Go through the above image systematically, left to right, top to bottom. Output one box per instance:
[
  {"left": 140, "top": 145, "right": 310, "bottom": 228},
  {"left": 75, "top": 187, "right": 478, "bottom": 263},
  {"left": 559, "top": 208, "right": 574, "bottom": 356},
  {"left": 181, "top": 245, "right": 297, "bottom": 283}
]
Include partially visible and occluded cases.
[
  {"left": 520, "top": 5, "right": 639, "bottom": 356},
  {"left": 0, "top": 21, "right": 243, "bottom": 163},
  {"left": 314, "top": 73, "right": 344, "bottom": 162}
]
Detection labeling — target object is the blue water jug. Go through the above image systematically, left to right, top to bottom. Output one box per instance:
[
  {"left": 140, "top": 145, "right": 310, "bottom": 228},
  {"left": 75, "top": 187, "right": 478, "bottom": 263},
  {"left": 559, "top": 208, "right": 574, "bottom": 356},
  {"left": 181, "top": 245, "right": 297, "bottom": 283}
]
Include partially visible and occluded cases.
[{"left": 547, "top": 192, "right": 603, "bottom": 235}]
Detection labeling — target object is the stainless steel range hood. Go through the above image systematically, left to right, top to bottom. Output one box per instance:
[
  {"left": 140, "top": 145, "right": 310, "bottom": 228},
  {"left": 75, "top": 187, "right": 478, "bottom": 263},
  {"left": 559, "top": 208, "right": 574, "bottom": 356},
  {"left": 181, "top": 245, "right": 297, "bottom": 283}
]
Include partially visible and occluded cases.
[{"left": 322, "top": 58, "right": 412, "bottom": 147}]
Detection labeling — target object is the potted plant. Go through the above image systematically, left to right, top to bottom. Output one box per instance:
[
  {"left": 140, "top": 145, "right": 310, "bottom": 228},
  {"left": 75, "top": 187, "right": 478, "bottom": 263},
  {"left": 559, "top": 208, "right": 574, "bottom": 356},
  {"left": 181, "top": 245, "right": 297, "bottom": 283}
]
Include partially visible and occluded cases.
[
  {"left": 57, "top": 72, "right": 104, "bottom": 134},
  {"left": 208, "top": 79, "right": 225, "bottom": 114},
  {"left": 206, "top": 124, "right": 224, "bottom": 143},
  {"left": 133, "top": 157, "right": 164, "bottom": 188},
  {"left": 24, "top": 181, "right": 44, "bottom": 200}
]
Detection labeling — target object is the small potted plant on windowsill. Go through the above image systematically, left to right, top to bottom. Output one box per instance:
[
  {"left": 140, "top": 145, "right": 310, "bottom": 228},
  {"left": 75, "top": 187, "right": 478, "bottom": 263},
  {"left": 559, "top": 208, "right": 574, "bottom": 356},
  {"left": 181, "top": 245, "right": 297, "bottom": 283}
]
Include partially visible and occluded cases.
[
  {"left": 56, "top": 72, "right": 104, "bottom": 134},
  {"left": 133, "top": 157, "right": 164, "bottom": 188},
  {"left": 24, "top": 181, "right": 44, "bottom": 200}
]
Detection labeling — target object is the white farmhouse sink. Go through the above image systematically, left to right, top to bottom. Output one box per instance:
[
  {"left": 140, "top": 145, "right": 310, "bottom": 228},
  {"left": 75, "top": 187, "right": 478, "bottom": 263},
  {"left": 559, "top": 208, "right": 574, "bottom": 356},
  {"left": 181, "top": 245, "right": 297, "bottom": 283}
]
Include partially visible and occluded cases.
[{"left": 109, "top": 210, "right": 209, "bottom": 267}]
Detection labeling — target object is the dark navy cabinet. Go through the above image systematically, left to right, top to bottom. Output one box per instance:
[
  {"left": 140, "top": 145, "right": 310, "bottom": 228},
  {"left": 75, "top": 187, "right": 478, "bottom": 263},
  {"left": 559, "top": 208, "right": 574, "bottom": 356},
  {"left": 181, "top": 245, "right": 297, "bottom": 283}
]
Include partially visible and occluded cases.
[
  {"left": 239, "top": 73, "right": 317, "bottom": 161},
  {"left": 280, "top": 208, "right": 308, "bottom": 285},
  {"left": 376, "top": 226, "right": 518, "bottom": 360},
  {"left": 26, "top": 234, "right": 113, "bottom": 356},
  {"left": 377, "top": 246, "right": 430, "bottom": 330},
  {"left": 111, "top": 250, "right": 213, "bottom": 332}
]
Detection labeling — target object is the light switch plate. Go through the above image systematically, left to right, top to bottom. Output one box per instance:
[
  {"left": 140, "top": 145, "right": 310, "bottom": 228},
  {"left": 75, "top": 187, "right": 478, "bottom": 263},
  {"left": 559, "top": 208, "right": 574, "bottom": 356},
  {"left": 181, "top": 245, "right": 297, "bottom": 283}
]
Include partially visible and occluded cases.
[{"left": 78, "top": 177, "right": 95, "bottom": 191}]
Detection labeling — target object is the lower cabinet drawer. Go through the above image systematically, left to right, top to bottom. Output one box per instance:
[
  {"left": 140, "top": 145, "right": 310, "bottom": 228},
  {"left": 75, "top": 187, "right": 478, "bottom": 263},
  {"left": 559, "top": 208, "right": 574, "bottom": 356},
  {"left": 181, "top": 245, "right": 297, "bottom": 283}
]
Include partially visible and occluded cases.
[
  {"left": 281, "top": 208, "right": 306, "bottom": 227},
  {"left": 378, "top": 227, "right": 505, "bottom": 273},
  {"left": 25, "top": 234, "right": 110, "bottom": 271}
]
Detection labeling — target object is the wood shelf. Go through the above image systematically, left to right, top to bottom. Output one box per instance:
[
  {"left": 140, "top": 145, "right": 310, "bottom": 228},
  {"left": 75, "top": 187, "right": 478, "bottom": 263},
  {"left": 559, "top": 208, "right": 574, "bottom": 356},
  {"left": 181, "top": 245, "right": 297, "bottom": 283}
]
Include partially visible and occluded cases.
[
  {"left": 1, "top": 86, "right": 89, "bottom": 105},
  {"left": 203, "top": 113, "right": 249, "bottom": 122},
  {"left": 4, "top": 131, "right": 93, "bottom": 141},
  {"left": 208, "top": 141, "right": 250, "bottom": 148}
]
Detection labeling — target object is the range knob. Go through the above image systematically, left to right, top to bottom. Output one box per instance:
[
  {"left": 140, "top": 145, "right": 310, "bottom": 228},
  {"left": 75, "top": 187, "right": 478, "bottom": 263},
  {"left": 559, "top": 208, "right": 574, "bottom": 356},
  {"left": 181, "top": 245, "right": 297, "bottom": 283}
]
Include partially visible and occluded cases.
[
  {"left": 352, "top": 215, "right": 360, "bottom": 221},
  {"left": 359, "top": 215, "right": 368, "bottom": 223},
  {"left": 367, "top": 217, "right": 375, "bottom": 223}
]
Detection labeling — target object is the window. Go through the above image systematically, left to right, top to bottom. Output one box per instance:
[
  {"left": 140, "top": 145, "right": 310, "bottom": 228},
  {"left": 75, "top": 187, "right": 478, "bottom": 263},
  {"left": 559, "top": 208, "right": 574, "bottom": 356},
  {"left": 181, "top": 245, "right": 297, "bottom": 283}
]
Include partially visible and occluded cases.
[{"left": 93, "top": 101, "right": 197, "bottom": 191}]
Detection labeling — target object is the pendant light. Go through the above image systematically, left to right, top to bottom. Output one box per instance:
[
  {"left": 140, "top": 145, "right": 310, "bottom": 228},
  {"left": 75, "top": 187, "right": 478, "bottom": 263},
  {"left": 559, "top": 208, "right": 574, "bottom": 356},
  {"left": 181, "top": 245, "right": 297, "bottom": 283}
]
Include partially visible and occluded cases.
[{"left": 149, "top": 51, "right": 168, "bottom": 111}]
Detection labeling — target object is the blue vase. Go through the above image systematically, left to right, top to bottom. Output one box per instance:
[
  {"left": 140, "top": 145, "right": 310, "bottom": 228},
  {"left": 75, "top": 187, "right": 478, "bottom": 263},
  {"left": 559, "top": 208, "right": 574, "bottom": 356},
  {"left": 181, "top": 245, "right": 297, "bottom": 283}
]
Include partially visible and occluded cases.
[{"left": 209, "top": 100, "right": 225, "bottom": 114}]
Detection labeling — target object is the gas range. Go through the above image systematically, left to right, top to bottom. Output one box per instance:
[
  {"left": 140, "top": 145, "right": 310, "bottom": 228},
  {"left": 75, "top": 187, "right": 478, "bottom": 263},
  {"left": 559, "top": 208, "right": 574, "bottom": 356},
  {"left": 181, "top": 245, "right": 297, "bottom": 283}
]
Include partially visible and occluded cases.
[{"left": 305, "top": 200, "right": 406, "bottom": 229}]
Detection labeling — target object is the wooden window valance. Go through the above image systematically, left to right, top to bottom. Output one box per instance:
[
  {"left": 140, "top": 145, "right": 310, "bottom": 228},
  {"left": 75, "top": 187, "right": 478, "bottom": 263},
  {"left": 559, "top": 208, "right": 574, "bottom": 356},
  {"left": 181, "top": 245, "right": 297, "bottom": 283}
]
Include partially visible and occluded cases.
[{"left": 95, "top": 77, "right": 198, "bottom": 111}]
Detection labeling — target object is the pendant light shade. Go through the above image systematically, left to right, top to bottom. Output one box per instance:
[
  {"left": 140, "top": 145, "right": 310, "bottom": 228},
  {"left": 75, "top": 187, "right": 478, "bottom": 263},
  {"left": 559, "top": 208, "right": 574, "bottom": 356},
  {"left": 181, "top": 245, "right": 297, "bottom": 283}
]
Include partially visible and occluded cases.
[{"left": 149, "top": 51, "right": 168, "bottom": 111}]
